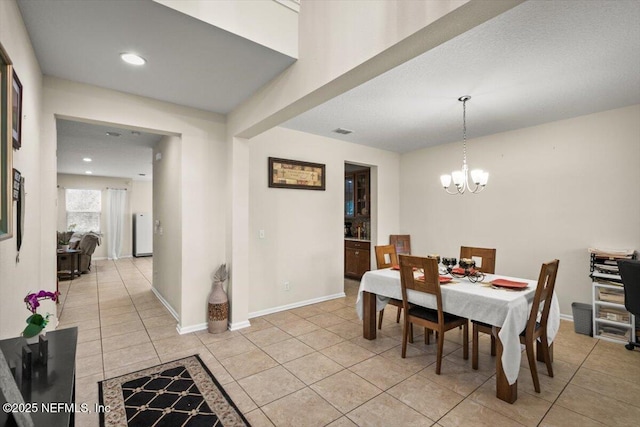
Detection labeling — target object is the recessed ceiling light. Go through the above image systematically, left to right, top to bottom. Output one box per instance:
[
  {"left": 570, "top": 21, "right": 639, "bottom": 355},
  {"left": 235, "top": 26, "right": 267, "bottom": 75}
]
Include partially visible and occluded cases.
[
  {"left": 120, "top": 53, "right": 146, "bottom": 66},
  {"left": 106, "top": 131, "right": 121, "bottom": 137},
  {"left": 83, "top": 157, "right": 92, "bottom": 162},
  {"left": 85, "top": 171, "right": 93, "bottom": 174}
]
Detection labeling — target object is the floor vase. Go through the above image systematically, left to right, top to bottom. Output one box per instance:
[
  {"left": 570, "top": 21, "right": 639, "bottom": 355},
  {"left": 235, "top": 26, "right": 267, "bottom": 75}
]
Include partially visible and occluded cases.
[{"left": 208, "top": 281, "right": 228, "bottom": 333}]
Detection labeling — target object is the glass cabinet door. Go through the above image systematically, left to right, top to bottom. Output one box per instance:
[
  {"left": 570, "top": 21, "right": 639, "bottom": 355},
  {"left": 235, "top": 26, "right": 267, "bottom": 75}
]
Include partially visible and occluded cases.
[
  {"left": 355, "top": 172, "right": 369, "bottom": 216},
  {"left": 345, "top": 175, "right": 354, "bottom": 217}
]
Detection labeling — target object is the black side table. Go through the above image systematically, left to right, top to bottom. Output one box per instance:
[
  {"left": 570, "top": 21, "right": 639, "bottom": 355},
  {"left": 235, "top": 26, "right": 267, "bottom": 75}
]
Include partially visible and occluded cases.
[
  {"left": 56, "top": 250, "right": 81, "bottom": 280},
  {"left": 0, "top": 327, "right": 78, "bottom": 427}
]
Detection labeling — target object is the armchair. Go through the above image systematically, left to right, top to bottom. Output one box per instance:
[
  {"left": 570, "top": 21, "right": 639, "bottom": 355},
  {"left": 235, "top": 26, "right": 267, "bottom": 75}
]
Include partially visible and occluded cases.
[{"left": 77, "top": 232, "right": 100, "bottom": 273}]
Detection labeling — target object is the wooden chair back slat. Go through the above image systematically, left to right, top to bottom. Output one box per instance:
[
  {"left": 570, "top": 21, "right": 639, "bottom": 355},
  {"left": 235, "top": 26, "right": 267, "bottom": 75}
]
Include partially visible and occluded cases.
[
  {"left": 390, "top": 235, "right": 411, "bottom": 256},
  {"left": 375, "top": 244, "right": 398, "bottom": 269},
  {"left": 460, "top": 246, "right": 496, "bottom": 274},
  {"left": 399, "top": 255, "right": 442, "bottom": 320},
  {"left": 525, "top": 259, "right": 559, "bottom": 337}
]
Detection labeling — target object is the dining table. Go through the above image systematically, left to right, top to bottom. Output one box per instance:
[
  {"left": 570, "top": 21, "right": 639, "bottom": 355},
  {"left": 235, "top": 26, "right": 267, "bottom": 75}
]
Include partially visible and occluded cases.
[{"left": 355, "top": 267, "right": 560, "bottom": 403}]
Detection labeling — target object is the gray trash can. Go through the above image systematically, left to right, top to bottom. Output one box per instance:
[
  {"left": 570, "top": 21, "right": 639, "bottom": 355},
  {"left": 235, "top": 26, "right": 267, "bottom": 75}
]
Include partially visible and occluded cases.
[{"left": 572, "top": 302, "right": 593, "bottom": 336}]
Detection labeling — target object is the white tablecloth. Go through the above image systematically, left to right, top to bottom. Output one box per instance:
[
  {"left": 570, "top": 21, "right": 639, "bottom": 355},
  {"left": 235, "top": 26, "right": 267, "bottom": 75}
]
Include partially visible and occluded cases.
[{"left": 355, "top": 268, "right": 560, "bottom": 385}]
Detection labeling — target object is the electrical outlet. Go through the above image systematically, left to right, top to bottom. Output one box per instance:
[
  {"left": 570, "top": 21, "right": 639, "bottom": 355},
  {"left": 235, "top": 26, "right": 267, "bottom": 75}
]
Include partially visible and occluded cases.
[
  {"left": 259, "top": 229, "right": 265, "bottom": 239},
  {"left": 284, "top": 281, "right": 290, "bottom": 291}
]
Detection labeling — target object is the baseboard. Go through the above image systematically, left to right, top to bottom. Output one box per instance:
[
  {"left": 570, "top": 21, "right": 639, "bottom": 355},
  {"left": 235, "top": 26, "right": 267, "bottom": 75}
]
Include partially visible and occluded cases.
[
  {"left": 93, "top": 255, "right": 134, "bottom": 261},
  {"left": 150, "top": 287, "right": 179, "bottom": 321},
  {"left": 167, "top": 292, "right": 348, "bottom": 334},
  {"left": 248, "top": 292, "right": 347, "bottom": 319},
  {"left": 559, "top": 313, "right": 573, "bottom": 322},
  {"left": 229, "top": 320, "right": 251, "bottom": 331},
  {"left": 177, "top": 322, "right": 207, "bottom": 334}
]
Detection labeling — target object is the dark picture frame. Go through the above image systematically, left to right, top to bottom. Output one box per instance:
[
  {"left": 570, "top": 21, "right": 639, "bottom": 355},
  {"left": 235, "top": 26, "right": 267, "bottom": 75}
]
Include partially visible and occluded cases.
[
  {"left": 0, "top": 42, "right": 13, "bottom": 241},
  {"left": 11, "top": 69, "right": 22, "bottom": 150},
  {"left": 268, "top": 157, "right": 326, "bottom": 190}
]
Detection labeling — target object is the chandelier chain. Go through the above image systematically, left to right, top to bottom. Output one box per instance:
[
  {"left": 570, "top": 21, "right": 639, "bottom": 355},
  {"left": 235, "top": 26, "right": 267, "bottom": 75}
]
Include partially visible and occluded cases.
[{"left": 462, "top": 97, "right": 467, "bottom": 164}]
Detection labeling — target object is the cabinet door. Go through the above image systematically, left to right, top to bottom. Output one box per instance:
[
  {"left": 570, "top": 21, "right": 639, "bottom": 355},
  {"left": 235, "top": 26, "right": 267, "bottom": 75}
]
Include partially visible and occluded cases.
[
  {"left": 355, "top": 171, "right": 369, "bottom": 216},
  {"left": 345, "top": 174, "right": 355, "bottom": 217},
  {"left": 345, "top": 247, "right": 359, "bottom": 277},
  {"left": 356, "top": 250, "right": 371, "bottom": 277}
]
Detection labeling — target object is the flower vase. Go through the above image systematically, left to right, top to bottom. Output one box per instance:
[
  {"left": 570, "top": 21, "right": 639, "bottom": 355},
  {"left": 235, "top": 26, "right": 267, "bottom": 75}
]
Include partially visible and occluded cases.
[
  {"left": 207, "top": 281, "right": 229, "bottom": 333},
  {"left": 24, "top": 330, "right": 45, "bottom": 345}
]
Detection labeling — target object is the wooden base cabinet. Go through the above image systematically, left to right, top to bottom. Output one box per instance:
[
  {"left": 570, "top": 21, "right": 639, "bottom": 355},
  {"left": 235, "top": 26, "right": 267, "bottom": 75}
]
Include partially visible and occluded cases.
[{"left": 345, "top": 240, "right": 370, "bottom": 279}]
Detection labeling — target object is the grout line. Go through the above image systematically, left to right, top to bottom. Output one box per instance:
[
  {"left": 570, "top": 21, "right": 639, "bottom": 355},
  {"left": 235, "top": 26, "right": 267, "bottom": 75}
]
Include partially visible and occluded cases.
[{"left": 535, "top": 339, "right": 637, "bottom": 425}]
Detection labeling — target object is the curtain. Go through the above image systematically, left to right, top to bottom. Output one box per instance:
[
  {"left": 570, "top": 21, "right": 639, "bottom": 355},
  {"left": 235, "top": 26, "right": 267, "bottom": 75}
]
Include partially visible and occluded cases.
[{"left": 106, "top": 189, "right": 127, "bottom": 260}]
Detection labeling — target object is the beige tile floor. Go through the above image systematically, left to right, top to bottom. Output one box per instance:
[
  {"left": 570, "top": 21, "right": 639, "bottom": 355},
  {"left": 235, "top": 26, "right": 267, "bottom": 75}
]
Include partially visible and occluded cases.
[{"left": 57, "top": 258, "right": 640, "bottom": 426}]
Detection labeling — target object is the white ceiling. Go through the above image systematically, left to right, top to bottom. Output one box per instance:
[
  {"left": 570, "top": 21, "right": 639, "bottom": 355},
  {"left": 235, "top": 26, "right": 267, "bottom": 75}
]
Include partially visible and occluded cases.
[
  {"left": 17, "top": 0, "right": 295, "bottom": 114},
  {"left": 18, "top": 0, "right": 640, "bottom": 180},
  {"left": 18, "top": 0, "right": 296, "bottom": 181},
  {"left": 283, "top": 0, "right": 640, "bottom": 153},
  {"left": 56, "top": 119, "right": 162, "bottom": 181}
]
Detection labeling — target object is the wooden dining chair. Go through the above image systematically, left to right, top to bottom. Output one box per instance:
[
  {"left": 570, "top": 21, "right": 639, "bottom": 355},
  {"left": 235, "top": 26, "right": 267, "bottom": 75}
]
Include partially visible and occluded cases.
[
  {"left": 390, "top": 235, "right": 411, "bottom": 256},
  {"left": 374, "top": 245, "right": 403, "bottom": 329},
  {"left": 460, "top": 246, "right": 496, "bottom": 274},
  {"left": 463, "top": 246, "right": 497, "bottom": 348},
  {"left": 399, "top": 255, "right": 469, "bottom": 374},
  {"left": 472, "top": 259, "right": 559, "bottom": 393}
]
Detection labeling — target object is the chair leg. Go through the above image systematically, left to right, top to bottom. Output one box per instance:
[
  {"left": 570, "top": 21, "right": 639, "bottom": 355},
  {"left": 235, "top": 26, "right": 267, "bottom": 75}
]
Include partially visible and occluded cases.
[
  {"left": 396, "top": 307, "right": 402, "bottom": 323},
  {"left": 378, "top": 308, "right": 384, "bottom": 330},
  {"left": 402, "top": 320, "right": 409, "bottom": 358},
  {"left": 462, "top": 322, "right": 469, "bottom": 360},
  {"left": 409, "top": 323, "right": 414, "bottom": 343},
  {"left": 472, "top": 323, "right": 479, "bottom": 370},
  {"left": 425, "top": 328, "right": 430, "bottom": 345},
  {"left": 436, "top": 328, "right": 444, "bottom": 375},
  {"left": 539, "top": 335, "right": 554, "bottom": 378},
  {"left": 525, "top": 340, "right": 541, "bottom": 393}
]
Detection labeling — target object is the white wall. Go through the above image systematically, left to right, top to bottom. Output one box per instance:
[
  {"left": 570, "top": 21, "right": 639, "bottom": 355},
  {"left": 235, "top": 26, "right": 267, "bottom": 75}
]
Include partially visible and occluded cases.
[
  {"left": 0, "top": 0, "right": 49, "bottom": 339},
  {"left": 155, "top": 0, "right": 299, "bottom": 58},
  {"left": 226, "top": 0, "right": 518, "bottom": 327},
  {"left": 42, "top": 77, "right": 227, "bottom": 331},
  {"left": 400, "top": 104, "right": 640, "bottom": 317},
  {"left": 248, "top": 126, "right": 400, "bottom": 314},
  {"left": 153, "top": 136, "right": 181, "bottom": 316},
  {"left": 56, "top": 174, "right": 152, "bottom": 259},
  {"left": 131, "top": 180, "right": 153, "bottom": 215}
]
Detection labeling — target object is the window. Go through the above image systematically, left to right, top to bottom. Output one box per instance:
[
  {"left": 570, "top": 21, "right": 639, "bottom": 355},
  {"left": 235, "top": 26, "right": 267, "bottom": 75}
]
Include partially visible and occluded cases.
[{"left": 66, "top": 189, "right": 101, "bottom": 232}]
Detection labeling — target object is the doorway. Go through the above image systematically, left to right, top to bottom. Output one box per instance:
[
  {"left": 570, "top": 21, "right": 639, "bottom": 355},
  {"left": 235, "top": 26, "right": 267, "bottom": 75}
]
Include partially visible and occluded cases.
[
  {"left": 56, "top": 118, "right": 160, "bottom": 262},
  {"left": 344, "top": 163, "right": 372, "bottom": 280}
]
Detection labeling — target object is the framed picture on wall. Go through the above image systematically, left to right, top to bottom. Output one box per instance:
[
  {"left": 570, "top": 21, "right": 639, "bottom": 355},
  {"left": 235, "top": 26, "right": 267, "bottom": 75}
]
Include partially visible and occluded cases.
[
  {"left": 0, "top": 42, "right": 13, "bottom": 241},
  {"left": 11, "top": 69, "right": 22, "bottom": 150},
  {"left": 268, "top": 157, "right": 326, "bottom": 190}
]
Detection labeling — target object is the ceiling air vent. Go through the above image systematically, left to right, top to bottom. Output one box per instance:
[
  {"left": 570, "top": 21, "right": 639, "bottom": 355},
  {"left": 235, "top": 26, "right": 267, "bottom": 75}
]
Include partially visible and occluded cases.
[{"left": 333, "top": 128, "right": 353, "bottom": 135}]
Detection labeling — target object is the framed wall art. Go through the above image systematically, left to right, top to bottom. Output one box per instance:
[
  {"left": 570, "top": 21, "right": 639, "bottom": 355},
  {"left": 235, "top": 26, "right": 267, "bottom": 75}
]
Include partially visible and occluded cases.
[
  {"left": 0, "top": 42, "right": 13, "bottom": 241},
  {"left": 11, "top": 69, "right": 22, "bottom": 150},
  {"left": 268, "top": 157, "right": 326, "bottom": 190}
]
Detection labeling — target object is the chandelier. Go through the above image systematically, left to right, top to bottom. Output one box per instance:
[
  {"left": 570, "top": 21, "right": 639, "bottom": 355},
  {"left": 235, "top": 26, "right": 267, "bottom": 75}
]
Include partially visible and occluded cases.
[{"left": 440, "top": 96, "right": 488, "bottom": 194}]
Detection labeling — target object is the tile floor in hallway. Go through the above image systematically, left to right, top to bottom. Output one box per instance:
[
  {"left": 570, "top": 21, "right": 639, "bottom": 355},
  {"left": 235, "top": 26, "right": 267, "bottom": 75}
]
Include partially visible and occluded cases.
[{"left": 57, "top": 258, "right": 640, "bottom": 427}]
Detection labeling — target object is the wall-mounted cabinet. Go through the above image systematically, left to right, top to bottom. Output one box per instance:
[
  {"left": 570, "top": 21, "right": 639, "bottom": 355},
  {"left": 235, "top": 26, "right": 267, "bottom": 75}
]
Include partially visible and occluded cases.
[{"left": 345, "top": 169, "right": 369, "bottom": 218}]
